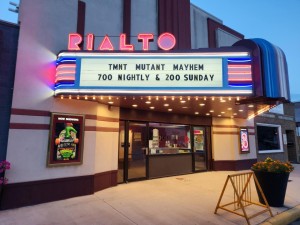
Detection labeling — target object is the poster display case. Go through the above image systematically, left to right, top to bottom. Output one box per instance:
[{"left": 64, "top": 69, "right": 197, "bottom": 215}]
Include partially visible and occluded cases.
[{"left": 47, "top": 113, "right": 85, "bottom": 166}]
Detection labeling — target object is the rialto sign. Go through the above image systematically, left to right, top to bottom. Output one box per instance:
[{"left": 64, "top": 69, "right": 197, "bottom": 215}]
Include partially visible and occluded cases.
[
  {"left": 55, "top": 32, "right": 253, "bottom": 96},
  {"left": 68, "top": 32, "right": 176, "bottom": 51}
]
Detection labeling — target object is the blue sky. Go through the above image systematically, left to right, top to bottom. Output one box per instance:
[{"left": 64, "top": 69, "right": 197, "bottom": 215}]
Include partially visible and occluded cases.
[
  {"left": 1, "top": 0, "right": 299, "bottom": 102},
  {"left": 191, "top": 0, "right": 300, "bottom": 102}
]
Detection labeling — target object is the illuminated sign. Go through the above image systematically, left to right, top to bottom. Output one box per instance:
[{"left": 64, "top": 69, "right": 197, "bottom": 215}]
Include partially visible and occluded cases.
[
  {"left": 68, "top": 32, "right": 176, "bottom": 51},
  {"left": 55, "top": 51, "right": 253, "bottom": 96},
  {"left": 80, "top": 58, "right": 222, "bottom": 88},
  {"left": 239, "top": 128, "right": 250, "bottom": 153}
]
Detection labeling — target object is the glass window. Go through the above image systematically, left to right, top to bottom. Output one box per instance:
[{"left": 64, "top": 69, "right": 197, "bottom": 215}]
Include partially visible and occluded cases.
[
  {"left": 148, "top": 123, "right": 191, "bottom": 154},
  {"left": 257, "top": 123, "right": 283, "bottom": 153},
  {"left": 296, "top": 127, "right": 300, "bottom": 137}
]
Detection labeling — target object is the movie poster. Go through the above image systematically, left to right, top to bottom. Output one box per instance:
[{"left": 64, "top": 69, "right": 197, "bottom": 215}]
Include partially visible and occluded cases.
[
  {"left": 47, "top": 113, "right": 85, "bottom": 166},
  {"left": 239, "top": 128, "right": 250, "bottom": 153}
]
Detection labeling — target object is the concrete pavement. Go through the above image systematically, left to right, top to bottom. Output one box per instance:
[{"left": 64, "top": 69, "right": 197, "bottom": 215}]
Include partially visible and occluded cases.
[{"left": 0, "top": 165, "right": 300, "bottom": 225}]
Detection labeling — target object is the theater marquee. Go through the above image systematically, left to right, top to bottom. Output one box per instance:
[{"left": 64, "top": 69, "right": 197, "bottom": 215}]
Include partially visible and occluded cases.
[{"left": 55, "top": 52, "right": 253, "bottom": 96}]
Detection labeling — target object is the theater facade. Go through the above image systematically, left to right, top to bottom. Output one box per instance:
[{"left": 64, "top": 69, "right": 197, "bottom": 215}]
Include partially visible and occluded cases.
[{"left": 0, "top": 0, "right": 293, "bottom": 209}]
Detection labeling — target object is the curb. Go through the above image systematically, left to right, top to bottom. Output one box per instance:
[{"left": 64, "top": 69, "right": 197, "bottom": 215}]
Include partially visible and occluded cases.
[{"left": 260, "top": 205, "right": 300, "bottom": 225}]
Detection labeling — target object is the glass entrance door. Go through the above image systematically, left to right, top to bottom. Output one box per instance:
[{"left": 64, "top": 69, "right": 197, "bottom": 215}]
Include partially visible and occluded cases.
[
  {"left": 118, "top": 121, "right": 148, "bottom": 183},
  {"left": 127, "top": 122, "right": 147, "bottom": 180},
  {"left": 193, "top": 127, "right": 207, "bottom": 171}
]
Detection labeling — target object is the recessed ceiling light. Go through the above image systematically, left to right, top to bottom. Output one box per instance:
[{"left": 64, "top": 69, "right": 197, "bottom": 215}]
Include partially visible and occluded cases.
[
  {"left": 180, "top": 100, "right": 186, "bottom": 103},
  {"left": 220, "top": 100, "right": 226, "bottom": 103},
  {"left": 108, "top": 101, "right": 114, "bottom": 104},
  {"left": 145, "top": 101, "right": 151, "bottom": 104},
  {"left": 199, "top": 103, "right": 205, "bottom": 106},
  {"left": 132, "top": 104, "right": 138, "bottom": 107},
  {"left": 164, "top": 104, "right": 169, "bottom": 107},
  {"left": 248, "top": 105, "right": 254, "bottom": 108},
  {"left": 150, "top": 106, "right": 155, "bottom": 109},
  {"left": 182, "top": 106, "right": 188, "bottom": 109},
  {"left": 228, "top": 108, "right": 232, "bottom": 110},
  {"left": 168, "top": 109, "right": 172, "bottom": 111},
  {"left": 239, "top": 109, "right": 244, "bottom": 112},
  {"left": 210, "top": 110, "right": 214, "bottom": 113},
  {"left": 195, "top": 112, "right": 199, "bottom": 115},
  {"left": 221, "top": 112, "right": 225, "bottom": 114},
  {"left": 206, "top": 113, "right": 210, "bottom": 116},
  {"left": 233, "top": 113, "right": 237, "bottom": 115},
  {"left": 218, "top": 115, "right": 221, "bottom": 117}
]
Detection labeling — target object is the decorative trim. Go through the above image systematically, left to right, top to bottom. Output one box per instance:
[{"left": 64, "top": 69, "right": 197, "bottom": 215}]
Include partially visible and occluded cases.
[
  {"left": 123, "top": 0, "right": 131, "bottom": 44},
  {"left": 158, "top": 0, "right": 191, "bottom": 49},
  {"left": 77, "top": 1, "right": 86, "bottom": 49},
  {"left": 11, "top": 108, "right": 50, "bottom": 117},
  {"left": 10, "top": 109, "right": 119, "bottom": 131},
  {"left": 86, "top": 114, "right": 119, "bottom": 123},
  {"left": 9, "top": 123, "right": 50, "bottom": 130},
  {"left": 213, "top": 125, "right": 255, "bottom": 129},
  {"left": 85, "top": 126, "right": 119, "bottom": 132},
  {"left": 213, "top": 131, "right": 255, "bottom": 135},
  {"left": 213, "top": 159, "right": 257, "bottom": 171},
  {"left": 0, "top": 170, "right": 117, "bottom": 210},
  {"left": 94, "top": 170, "right": 118, "bottom": 192},
  {"left": 1, "top": 175, "right": 94, "bottom": 210}
]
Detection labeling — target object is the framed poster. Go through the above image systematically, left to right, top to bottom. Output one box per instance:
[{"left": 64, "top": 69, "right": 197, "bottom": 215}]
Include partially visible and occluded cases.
[
  {"left": 47, "top": 113, "right": 85, "bottom": 166},
  {"left": 239, "top": 128, "right": 250, "bottom": 154}
]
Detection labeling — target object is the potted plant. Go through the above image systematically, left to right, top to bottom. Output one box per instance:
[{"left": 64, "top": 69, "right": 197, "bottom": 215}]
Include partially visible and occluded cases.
[
  {"left": 251, "top": 157, "right": 294, "bottom": 207},
  {"left": 0, "top": 160, "right": 10, "bottom": 194}
]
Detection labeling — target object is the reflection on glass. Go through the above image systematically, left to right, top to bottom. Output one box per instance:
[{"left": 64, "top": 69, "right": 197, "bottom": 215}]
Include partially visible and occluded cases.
[
  {"left": 118, "top": 121, "right": 125, "bottom": 183},
  {"left": 128, "top": 122, "right": 147, "bottom": 180},
  {"left": 148, "top": 123, "right": 191, "bottom": 154},
  {"left": 257, "top": 125, "right": 281, "bottom": 151},
  {"left": 194, "top": 127, "right": 207, "bottom": 171}
]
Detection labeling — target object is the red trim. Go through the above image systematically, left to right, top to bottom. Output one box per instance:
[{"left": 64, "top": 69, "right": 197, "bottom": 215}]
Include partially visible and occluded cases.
[
  {"left": 123, "top": 0, "right": 131, "bottom": 45},
  {"left": 158, "top": 0, "right": 191, "bottom": 50},
  {"left": 77, "top": 1, "right": 86, "bottom": 49},
  {"left": 207, "top": 18, "right": 244, "bottom": 48},
  {"left": 11, "top": 108, "right": 50, "bottom": 117},
  {"left": 85, "top": 114, "right": 119, "bottom": 122},
  {"left": 10, "top": 123, "right": 50, "bottom": 130},
  {"left": 212, "top": 125, "right": 255, "bottom": 129},
  {"left": 85, "top": 126, "right": 119, "bottom": 132},
  {"left": 213, "top": 131, "right": 255, "bottom": 135},
  {"left": 213, "top": 159, "right": 257, "bottom": 171},
  {"left": 0, "top": 171, "right": 117, "bottom": 210}
]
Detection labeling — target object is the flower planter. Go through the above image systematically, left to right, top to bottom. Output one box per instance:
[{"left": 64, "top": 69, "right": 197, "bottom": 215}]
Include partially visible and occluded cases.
[{"left": 253, "top": 170, "right": 290, "bottom": 207}]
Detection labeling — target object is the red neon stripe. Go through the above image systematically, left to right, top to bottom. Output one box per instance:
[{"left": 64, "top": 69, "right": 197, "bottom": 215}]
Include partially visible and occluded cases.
[
  {"left": 57, "top": 64, "right": 76, "bottom": 70},
  {"left": 228, "top": 65, "right": 251, "bottom": 68},
  {"left": 56, "top": 71, "right": 76, "bottom": 76},
  {"left": 228, "top": 72, "right": 252, "bottom": 75},
  {"left": 55, "top": 77, "right": 75, "bottom": 83},
  {"left": 228, "top": 78, "right": 252, "bottom": 81}
]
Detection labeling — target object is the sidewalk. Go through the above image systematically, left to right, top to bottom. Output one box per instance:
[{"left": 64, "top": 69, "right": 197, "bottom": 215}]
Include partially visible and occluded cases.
[{"left": 0, "top": 165, "right": 300, "bottom": 225}]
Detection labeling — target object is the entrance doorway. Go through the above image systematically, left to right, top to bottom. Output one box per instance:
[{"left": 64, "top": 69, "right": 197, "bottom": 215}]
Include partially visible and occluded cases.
[
  {"left": 118, "top": 121, "right": 148, "bottom": 183},
  {"left": 118, "top": 121, "right": 211, "bottom": 183},
  {"left": 193, "top": 127, "right": 207, "bottom": 171},
  {"left": 286, "top": 130, "right": 297, "bottom": 163}
]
